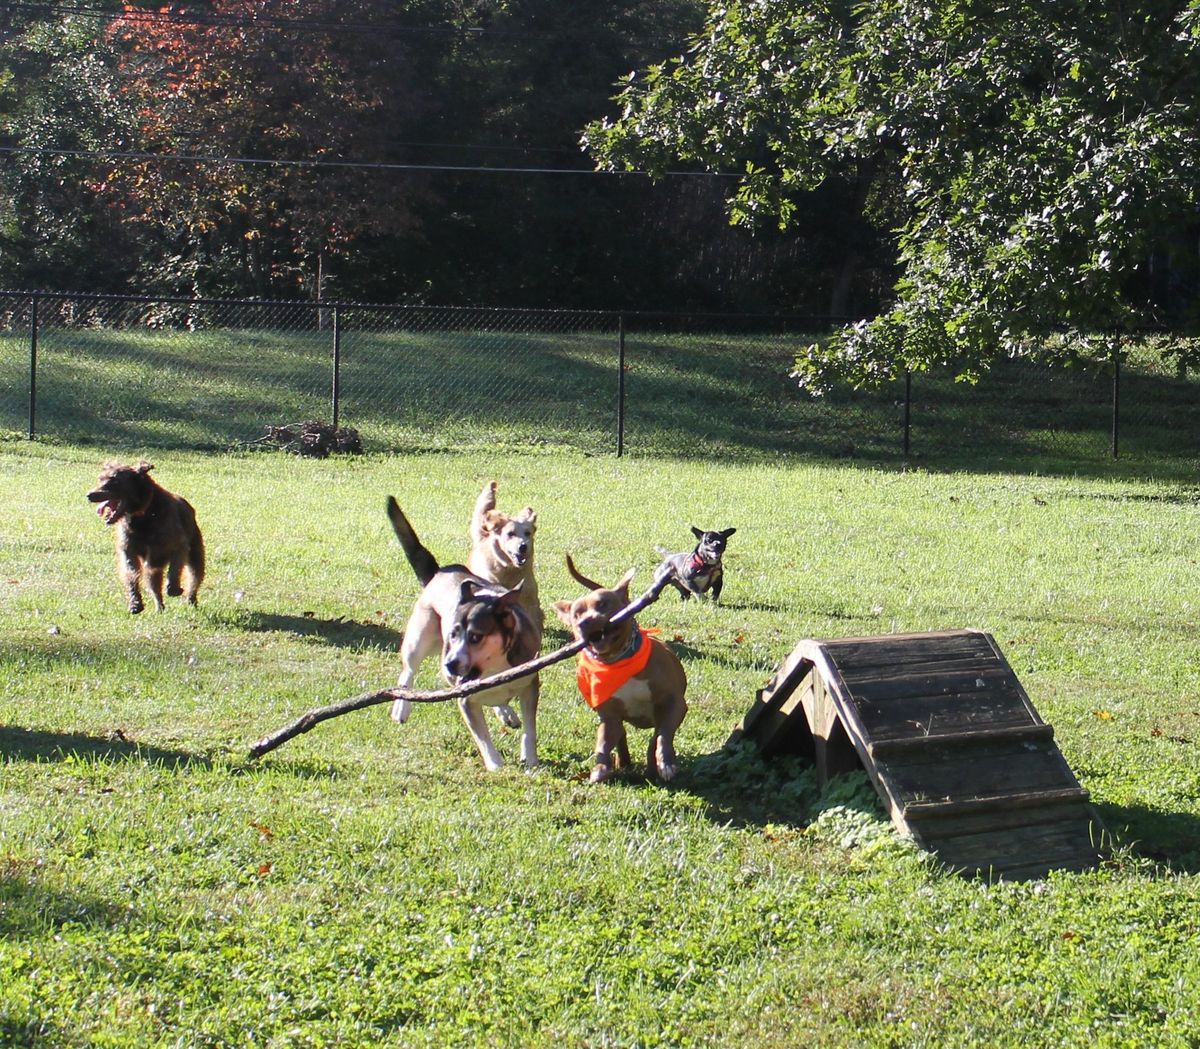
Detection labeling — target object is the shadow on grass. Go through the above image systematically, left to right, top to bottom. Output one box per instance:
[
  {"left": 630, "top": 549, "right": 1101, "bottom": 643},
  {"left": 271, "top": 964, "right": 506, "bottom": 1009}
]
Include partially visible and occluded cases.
[
  {"left": 221, "top": 610, "right": 402, "bottom": 651},
  {"left": 0, "top": 724, "right": 210, "bottom": 769},
  {"left": 1095, "top": 801, "right": 1200, "bottom": 875},
  {"left": 0, "top": 869, "right": 127, "bottom": 940},
  {"left": 0, "top": 1013, "right": 72, "bottom": 1048}
]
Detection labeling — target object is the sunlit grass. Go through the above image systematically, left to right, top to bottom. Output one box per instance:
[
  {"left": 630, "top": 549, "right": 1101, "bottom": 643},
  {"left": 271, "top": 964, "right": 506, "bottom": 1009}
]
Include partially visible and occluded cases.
[{"left": 1, "top": 442, "right": 1198, "bottom": 1046}]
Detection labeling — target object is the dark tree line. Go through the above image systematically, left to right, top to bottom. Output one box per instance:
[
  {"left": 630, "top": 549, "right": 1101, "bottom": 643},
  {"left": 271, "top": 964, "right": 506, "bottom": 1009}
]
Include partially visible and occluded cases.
[{"left": 0, "top": 0, "right": 894, "bottom": 315}]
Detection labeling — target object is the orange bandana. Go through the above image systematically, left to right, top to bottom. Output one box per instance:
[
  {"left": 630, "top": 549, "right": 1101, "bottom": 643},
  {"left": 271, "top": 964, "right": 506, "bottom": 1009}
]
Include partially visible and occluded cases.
[{"left": 576, "top": 627, "right": 657, "bottom": 711}]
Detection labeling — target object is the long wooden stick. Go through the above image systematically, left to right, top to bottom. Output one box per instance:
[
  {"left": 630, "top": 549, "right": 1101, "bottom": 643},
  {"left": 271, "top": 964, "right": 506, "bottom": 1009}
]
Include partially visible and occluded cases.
[{"left": 247, "top": 566, "right": 675, "bottom": 760}]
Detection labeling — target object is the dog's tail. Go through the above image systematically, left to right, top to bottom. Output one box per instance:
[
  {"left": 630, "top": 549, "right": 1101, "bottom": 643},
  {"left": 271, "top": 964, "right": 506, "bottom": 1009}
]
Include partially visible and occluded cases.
[
  {"left": 386, "top": 496, "right": 440, "bottom": 587},
  {"left": 564, "top": 553, "right": 605, "bottom": 592}
]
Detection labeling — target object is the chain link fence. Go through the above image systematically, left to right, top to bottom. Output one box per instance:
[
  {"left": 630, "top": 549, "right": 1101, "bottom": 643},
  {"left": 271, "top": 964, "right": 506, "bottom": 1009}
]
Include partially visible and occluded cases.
[{"left": 1, "top": 290, "right": 1197, "bottom": 465}]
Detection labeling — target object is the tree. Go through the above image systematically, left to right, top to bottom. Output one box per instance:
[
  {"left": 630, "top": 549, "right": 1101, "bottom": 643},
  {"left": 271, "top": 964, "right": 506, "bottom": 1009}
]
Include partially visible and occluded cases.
[
  {"left": 100, "top": 0, "right": 439, "bottom": 298},
  {"left": 583, "top": 0, "right": 1200, "bottom": 389},
  {"left": 0, "top": 9, "right": 141, "bottom": 290}
]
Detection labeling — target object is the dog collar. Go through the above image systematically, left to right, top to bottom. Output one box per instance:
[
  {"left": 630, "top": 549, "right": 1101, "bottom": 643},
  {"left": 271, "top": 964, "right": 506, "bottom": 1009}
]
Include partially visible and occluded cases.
[{"left": 590, "top": 621, "right": 641, "bottom": 665}]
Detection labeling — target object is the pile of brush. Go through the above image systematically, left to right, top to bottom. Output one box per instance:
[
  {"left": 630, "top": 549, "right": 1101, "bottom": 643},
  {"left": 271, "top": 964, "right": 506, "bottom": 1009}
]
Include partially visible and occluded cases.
[{"left": 259, "top": 420, "right": 363, "bottom": 457}]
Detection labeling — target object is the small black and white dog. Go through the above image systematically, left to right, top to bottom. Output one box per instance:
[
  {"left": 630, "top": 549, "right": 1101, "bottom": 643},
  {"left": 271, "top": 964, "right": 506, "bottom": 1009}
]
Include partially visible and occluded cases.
[{"left": 656, "top": 526, "right": 736, "bottom": 602}]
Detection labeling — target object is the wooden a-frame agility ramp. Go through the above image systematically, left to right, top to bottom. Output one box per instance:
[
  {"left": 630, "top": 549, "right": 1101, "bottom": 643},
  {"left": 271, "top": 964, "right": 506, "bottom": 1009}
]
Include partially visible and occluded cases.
[{"left": 734, "top": 629, "right": 1107, "bottom": 881}]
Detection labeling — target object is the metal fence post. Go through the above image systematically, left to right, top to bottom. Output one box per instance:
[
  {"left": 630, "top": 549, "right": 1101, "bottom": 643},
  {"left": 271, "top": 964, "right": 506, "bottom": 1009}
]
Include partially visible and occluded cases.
[
  {"left": 28, "top": 292, "right": 39, "bottom": 440},
  {"left": 331, "top": 305, "right": 341, "bottom": 430},
  {"left": 617, "top": 313, "right": 626, "bottom": 457},
  {"left": 1111, "top": 340, "right": 1120, "bottom": 460},
  {"left": 903, "top": 368, "right": 912, "bottom": 457}
]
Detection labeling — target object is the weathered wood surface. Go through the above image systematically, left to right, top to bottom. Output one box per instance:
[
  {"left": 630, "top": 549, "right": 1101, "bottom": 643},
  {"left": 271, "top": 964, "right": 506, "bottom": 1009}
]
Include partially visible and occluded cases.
[{"left": 735, "top": 629, "right": 1107, "bottom": 880}]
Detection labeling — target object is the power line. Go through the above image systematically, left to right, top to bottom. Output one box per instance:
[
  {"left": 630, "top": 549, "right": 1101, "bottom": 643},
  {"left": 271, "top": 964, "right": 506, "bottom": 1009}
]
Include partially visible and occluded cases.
[{"left": 0, "top": 144, "right": 737, "bottom": 178}]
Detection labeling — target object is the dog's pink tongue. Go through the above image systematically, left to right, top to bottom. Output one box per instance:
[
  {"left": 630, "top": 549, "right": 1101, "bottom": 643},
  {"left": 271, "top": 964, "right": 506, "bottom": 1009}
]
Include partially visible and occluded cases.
[{"left": 95, "top": 502, "right": 109, "bottom": 519}]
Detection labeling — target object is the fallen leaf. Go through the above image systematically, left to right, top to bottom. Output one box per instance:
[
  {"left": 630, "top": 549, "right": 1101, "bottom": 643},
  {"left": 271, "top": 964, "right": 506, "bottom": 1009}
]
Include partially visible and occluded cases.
[
  {"left": 303, "top": 611, "right": 315, "bottom": 619},
  {"left": 733, "top": 634, "right": 745, "bottom": 644},
  {"left": 1093, "top": 709, "right": 1115, "bottom": 721},
  {"left": 250, "top": 822, "right": 274, "bottom": 840},
  {"left": 257, "top": 863, "right": 272, "bottom": 876}
]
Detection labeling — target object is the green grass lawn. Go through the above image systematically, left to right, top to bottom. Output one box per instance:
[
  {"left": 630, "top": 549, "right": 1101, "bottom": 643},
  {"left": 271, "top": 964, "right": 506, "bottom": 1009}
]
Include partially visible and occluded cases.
[{"left": 2, "top": 439, "right": 1199, "bottom": 1047}]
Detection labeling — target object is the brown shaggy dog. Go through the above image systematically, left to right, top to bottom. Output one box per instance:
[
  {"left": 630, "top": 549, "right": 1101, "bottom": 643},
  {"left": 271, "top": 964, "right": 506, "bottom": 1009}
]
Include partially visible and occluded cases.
[{"left": 87, "top": 461, "right": 205, "bottom": 614}]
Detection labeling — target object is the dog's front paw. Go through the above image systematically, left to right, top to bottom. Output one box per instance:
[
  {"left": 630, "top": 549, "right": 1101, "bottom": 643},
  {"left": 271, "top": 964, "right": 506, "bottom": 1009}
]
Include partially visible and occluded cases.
[
  {"left": 128, "top": 600, "right": 144, "bottom": 615},
  {"left": 390, "top": 698, "right": 411, "bottom": 723},
  {"left": 589, "top": 761, "right": 613, "bottom": 784},
  {"left": 657, "top": 762, "right": 679, "bottom": 782}
]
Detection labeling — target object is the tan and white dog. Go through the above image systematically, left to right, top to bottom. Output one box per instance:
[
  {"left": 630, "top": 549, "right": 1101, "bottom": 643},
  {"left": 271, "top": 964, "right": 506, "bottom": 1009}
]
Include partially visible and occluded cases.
[
  {"left": 465, "top": 480, "right": 541, "bottom": 729},
  {"left": 468, "top": 480, "right": 541, "bottom": 631},
  {"left": 387, "top": 496, "right": 542, "bottom": 770},
  {"left": 554, "top": 556, "right": 688, "bottom": 784}
]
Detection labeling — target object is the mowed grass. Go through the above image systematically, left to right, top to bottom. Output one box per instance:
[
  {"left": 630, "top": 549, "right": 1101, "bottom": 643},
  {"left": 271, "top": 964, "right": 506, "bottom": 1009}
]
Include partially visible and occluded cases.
[{"left": 1, "top": 440, "right": 1199, "bottom": 1047}]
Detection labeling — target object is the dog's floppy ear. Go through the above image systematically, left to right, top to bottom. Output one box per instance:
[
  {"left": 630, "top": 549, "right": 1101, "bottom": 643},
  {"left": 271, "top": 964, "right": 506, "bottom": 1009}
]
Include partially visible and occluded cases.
[
  {"left": 137, "top": 461, "right": 155, "bottom": 474},
  {"left": 516, "top": 507, "right": 537, "bottom": 526},
  {"left": 480, "top": 509, "right": 506, "bottom": 534},
  {"left": 690, "top": 526, "right": 704, "bottom": 540},
  {"left": 720, "top": 527, "right": 737, "bottom": 538},
  {"left": 459, "top": 579, "right": 481, "bottom": 604},
  {"left": 463, "top": 579, "right": 516, "bottom": 606},
  {"left": 552, "top": 600, "right": 575, "bottom": 625}
]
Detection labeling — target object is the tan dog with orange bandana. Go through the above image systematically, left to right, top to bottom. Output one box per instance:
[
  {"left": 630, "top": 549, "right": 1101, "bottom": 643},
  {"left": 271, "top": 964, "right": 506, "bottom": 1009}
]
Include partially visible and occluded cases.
[{"left": 554, "top": 555, "right": 688, "bottom": 783}]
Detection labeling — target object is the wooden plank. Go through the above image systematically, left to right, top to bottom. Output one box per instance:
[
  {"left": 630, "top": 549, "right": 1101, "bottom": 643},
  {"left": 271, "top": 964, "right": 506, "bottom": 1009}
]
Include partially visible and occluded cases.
[
  {"left": 822, "top": 629, "right": 993, "bottom": 655},
  {"left": 822, "top": 631, "right": 998, "bottom": 673},
  {"left": 800, "top": 641, "right": 898, "bottom": 800},
  {"left": 758, "top": 643, "right": 813, "bottom": 706},
  {"left": 738, "top": 644, "right": 813, "bottom": 746},
  {"left": 839, "top": 654, "right": 1006, "bottom": 684},
  {"left": 845, "top": 667, "right": 1025, "bottom": 704},
  {"left": 811, "top": 673, "right": 862, "bottom": 782},
  {"left": 757, "top": 679, "right": 818, "bottom": 761},
  {"left": 745, "top": 683, "right": 816, "bottom": 759},
  {"left": 858, "top": 685, "right": 1039, "bottom": 740},
  {"left": 867, "top": 723, "right": 1054, "bottom": 758},
  {"left": 878, "top": 732, "right": 1067, "bottom": 771},
  {"left": 887, "top": 748, "right": 1079, "bottom": 805},
  {"left": 901, "top": 786, "right": 1090, "bottom": 820},
  {"left": 895, "top": 797, "right": 1096, "bottom": 839},
  {"left": 919, "top": 812, "right": 1105, "bottom": 866},
  {"left": 931, "top": 821, "right": 1106, "bottom": 874}
]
